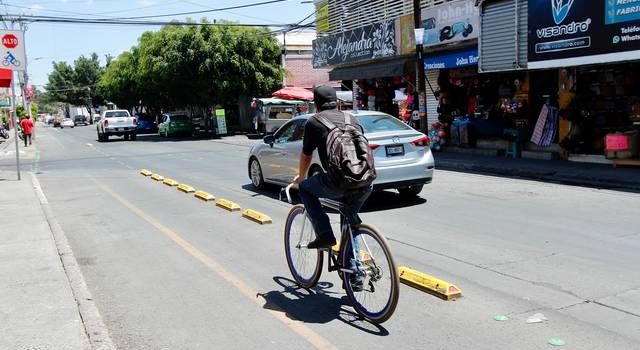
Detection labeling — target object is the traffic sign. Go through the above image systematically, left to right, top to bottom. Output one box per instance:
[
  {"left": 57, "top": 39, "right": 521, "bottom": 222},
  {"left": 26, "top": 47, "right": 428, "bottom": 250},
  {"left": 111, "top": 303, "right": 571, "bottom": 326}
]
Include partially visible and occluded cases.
[{"left": 0, "top": 30, "right": 25, "bottom": 71}]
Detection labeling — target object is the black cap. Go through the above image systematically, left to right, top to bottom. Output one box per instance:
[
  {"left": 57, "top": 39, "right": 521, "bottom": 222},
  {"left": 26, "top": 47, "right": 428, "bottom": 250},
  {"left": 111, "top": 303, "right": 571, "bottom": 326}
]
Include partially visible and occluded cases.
[{"left": 313, "top": 85, "right": 337, "bottom": 110}]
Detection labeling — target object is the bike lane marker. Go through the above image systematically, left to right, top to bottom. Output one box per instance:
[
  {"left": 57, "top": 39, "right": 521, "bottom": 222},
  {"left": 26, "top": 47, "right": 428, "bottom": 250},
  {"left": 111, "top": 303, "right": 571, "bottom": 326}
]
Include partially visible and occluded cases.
[
  {"left": 150, "top": 173, "right": 164, "bottom": 181},
  {"left": 91, "top": 178, "right": 337, "bottom": 350},
  {"left": 163, "top": 178, "right": 179, "bottom": 187},
  {"left": 177, "top": 184, "right": 196, "bottom": 193},
  {"left": 194, "top": 190, "right": 215, "bottom": 201},
  {"left": 216, "top": 198, "right": 241, "bottom": 212},
  {"left": 241, "top": 209, "right": 272, "bottom": 225},
  {"left": 398, "top": 266, "right": 462, "bottom": 300}
]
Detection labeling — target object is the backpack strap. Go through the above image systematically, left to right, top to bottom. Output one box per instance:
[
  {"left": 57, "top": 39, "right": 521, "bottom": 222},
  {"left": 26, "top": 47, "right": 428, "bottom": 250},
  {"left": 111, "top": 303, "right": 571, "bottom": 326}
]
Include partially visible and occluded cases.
[
  {"left": 314, "top": 112, "right": 337, "bottom": 130},
  {"left": 343, "top": 112, "right": 350, "bottom": 127}
]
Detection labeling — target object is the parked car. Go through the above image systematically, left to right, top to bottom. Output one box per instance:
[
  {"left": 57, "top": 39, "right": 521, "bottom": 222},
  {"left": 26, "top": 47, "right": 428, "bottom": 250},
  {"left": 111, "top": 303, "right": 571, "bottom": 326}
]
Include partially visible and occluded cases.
[
  {"left": 96, "top": 109, "right": 137, "bottom": 142},
  {"left": 247, "top": 111, "right": 434, "bottom": 197},
  {"left": 135, "top": 113, "right": 158, "bottom": 134},
  {"left": 158, "top": 113, "right": 191, "bottom": 137},
  {"left": 73, "top": 114, "right": 89, "bottom": 126},
  {"left": 60, "top": 118, "right": 75, "bottom": 128}
]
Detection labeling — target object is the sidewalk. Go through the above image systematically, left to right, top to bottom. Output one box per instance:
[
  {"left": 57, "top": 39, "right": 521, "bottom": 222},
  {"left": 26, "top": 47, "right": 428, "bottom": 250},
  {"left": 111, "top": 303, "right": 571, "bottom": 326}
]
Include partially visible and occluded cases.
[
  {"left": 435, "top": 151, "right": 640, "bottom": 191},
  {"left": 0, "top": 170, "right": 113, "bottom": 349}
]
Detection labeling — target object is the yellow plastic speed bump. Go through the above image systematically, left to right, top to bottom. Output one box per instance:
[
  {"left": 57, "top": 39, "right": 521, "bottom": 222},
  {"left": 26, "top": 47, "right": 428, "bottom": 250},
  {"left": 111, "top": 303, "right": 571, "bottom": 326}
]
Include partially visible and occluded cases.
[
  {"left": 140, "top": 169, "right": 153, "bottom": 176},
  {"left": 151, "top": 173, "right": 165, "bottom": 181},
  {"left": 163, "top": 178, "right": 179, "bottom": 186},
  {"left": 177, "top": 184, "right": 195, "bottom": 193},
  {"left": 195, "top": 190, "right": 215, "bottom": 201},
  {"left": 216, "top": 198, "right": 241, "bottom": 212},
  {"left": 242, "top": 209, "right": 272, "bottom": 224},
  {"left": 398, "top": 266, "right": 462, "bottom": 300}
]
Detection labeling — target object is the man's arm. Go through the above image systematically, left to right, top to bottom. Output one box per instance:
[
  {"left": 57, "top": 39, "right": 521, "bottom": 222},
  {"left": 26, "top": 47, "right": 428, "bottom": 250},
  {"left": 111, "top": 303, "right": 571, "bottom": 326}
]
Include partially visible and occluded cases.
[
  {"left": 293, "top": 120, "right": 316, "bottom": 184},
  {"left": 293, "top": 152, "right": 312, "bottom": 184}
]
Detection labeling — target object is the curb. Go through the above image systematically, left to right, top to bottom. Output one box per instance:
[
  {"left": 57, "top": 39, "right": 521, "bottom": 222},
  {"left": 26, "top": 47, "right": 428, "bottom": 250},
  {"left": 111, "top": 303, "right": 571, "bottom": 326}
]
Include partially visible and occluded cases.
[
  {"left": 436, "top": 161, "right": 640, "bottom": 191},
  {"left": 31, "top": 173, "right": 116, "bottom": 350}
]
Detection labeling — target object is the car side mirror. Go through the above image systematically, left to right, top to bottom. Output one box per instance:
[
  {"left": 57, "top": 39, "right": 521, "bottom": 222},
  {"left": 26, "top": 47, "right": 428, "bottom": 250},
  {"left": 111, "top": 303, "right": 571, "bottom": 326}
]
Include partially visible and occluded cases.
[{"left": 263, "top": 135, "right": 274, "bottom": 146}]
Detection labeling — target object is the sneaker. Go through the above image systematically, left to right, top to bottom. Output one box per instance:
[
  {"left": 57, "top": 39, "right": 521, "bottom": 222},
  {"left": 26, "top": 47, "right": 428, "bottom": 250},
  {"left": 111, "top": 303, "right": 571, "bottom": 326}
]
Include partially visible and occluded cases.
[
  {"left": 307, "top": 234, "right": 336, "bottom": 249},
  {"left": 350, "top": 277, "right": 364, "bottom": 292}
]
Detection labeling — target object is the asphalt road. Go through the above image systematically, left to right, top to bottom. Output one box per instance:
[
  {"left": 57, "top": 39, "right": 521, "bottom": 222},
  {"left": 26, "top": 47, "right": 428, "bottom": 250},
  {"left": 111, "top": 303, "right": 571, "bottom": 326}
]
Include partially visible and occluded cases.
[{"left": 3, "top": 125, "right": 639, "bottom": 350}]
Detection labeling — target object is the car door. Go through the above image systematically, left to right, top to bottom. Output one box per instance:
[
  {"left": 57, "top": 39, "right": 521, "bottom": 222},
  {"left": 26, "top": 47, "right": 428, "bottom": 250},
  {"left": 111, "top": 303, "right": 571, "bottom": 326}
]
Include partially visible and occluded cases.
[
  {"left": 280, "top": 119, "right": 306, "bottom": 184},
  {"left": 260, "top": 120, "right": 298, "bottom": 183}
]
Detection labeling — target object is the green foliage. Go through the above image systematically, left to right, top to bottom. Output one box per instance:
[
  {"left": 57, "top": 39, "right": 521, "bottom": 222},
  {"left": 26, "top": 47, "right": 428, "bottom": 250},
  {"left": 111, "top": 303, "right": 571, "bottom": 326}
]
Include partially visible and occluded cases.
[
  {"left": 98, "top": 21, "right": 284, "bottom": 111},
  {"left": 45, "top": 53, "right": 105, "bottom": 108},
  {"left": 31, "top": 102, "right": 39, "bottom": 118},
  {"left": 16, "top": 105, "right": 26, "bottom": 119}
]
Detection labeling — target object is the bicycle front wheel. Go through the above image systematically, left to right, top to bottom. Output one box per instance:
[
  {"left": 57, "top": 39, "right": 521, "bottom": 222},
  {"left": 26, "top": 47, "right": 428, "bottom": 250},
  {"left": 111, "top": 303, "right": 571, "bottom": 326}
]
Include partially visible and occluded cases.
[
  {"left": 284, "top": 204, "right": 323, "bottom": 289},
  {"left": 342, "top": 224, "right": 399, "bottom": 324}
]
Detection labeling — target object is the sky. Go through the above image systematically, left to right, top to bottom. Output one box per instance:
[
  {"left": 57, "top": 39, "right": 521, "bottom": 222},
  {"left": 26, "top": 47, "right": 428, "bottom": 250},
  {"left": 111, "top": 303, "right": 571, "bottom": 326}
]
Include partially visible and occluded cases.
[{"left": 3, "top": 0, "right": 316, "bottom": 89}]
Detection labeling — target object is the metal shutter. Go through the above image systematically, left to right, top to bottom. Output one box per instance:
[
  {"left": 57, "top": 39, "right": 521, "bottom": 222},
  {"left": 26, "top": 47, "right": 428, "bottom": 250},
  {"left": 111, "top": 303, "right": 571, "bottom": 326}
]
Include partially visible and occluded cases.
[
  {"left": 479, "top": 0, "right": 527, "bottom": 72},
  {"left": 426, "top": 70, "right": 440, "bottom": 127}
]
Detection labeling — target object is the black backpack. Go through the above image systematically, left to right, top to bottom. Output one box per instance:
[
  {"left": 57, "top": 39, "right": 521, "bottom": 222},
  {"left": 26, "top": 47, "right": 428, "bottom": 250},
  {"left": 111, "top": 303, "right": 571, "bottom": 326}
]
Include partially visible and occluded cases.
[{"left": 315, "top": 112, "right": 377, "bottom": 190}]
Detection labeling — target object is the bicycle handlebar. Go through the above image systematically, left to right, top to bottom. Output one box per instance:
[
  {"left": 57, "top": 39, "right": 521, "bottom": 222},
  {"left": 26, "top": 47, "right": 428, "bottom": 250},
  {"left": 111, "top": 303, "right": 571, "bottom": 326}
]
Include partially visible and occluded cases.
[{"left": 280, "top": 184, "right": 294, "bottom": 204}]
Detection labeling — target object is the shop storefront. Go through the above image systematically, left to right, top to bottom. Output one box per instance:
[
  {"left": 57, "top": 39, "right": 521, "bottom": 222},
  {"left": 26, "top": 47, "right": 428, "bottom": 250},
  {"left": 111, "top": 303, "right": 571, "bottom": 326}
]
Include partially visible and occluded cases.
[
  {"left": 527, "top": 0, "right": 640, "bottom": 164},
  {"left": 313, "top": 17, "right": 418, "bottom": 121}
]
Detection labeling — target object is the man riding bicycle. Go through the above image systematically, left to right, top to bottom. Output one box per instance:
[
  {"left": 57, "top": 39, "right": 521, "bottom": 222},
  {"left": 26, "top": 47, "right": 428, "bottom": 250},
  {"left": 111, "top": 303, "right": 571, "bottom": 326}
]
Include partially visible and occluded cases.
[{"left": 292, "top": 86, "right": 373, "bottom": 250}]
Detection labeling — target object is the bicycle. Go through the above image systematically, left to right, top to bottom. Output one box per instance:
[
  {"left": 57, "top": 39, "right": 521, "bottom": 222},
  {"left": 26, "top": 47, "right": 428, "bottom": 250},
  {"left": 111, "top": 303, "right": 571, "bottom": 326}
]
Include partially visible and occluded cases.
[{"left": 281, "top": 184, "right": 399, "bottom": 323}]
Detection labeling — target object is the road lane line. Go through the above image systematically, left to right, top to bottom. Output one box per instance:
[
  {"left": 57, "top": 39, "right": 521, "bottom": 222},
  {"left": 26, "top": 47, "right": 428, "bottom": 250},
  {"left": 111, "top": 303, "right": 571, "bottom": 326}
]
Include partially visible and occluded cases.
[{"left": 91, "top": 178, "right": 338, "bottom": 350}]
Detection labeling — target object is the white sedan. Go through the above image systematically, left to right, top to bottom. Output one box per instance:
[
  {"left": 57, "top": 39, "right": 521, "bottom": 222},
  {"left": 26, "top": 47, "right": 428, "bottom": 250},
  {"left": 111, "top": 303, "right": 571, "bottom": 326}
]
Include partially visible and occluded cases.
[
  {"left": 248, "top": 111, "right": 435, "bottom": 198},
  {"left": 60, "top": 118, "right": 75, "bottom": 128}
]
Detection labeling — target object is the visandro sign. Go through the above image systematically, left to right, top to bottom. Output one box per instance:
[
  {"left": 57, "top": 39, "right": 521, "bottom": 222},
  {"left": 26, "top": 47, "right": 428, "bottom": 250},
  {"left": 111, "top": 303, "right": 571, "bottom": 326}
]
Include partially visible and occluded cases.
[
  {"left": 528, "top": 0, "right": 640, "bottom": 69},
  {"left": 312, "top": 20, "right": 397, "bottom": 68}
]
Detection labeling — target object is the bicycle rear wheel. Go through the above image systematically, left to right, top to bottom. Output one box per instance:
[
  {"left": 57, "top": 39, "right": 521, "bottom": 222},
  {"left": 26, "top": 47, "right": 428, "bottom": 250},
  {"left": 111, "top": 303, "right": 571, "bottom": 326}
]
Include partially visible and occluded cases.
[
  {"left": 284, "top": 204, "right": 323, "bottom": 289},
  {"left": 342, "top": 224, "right": 399, "bottom": 324}
]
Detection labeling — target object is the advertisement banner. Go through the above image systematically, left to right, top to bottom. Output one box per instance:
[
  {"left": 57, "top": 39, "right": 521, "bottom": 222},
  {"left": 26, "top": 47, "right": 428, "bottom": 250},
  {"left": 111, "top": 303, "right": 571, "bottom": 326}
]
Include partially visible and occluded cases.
[
  {"left": 314, "top": 0, "right": 329, "bottom": 34},
  {"left": 420, "top": 0, "right": 479, "bottom": 47},
  {"left": 528, "top": 0, "right": 640, "bottom": 69},
  {"left": 312, "top": 20, "right": 397, "bottom": 68},
  {"left": 0, "top": 30, "right": 26, "bottom": 72},
  {"left": 424, "top": 48, "right": 479, "bottom": 70},
  {"left": 215, "top": 109, "right": 227, "bottom": 135}
]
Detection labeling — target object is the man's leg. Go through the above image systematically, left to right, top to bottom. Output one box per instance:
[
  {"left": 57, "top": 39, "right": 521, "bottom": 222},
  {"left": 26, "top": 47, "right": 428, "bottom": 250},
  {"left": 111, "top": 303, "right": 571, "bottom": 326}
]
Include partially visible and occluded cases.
[
  {"left": 23, "top": 133, "right": 27, "bottom": 147},
  {"left": 27, "top": 134, "right": 32, "bottom": 145},
  {"left": 298, "top": 173, "right": 343, "bottom": 248},
  {"left": 344, "top": 185, "right": 373, "bottom": 289}
]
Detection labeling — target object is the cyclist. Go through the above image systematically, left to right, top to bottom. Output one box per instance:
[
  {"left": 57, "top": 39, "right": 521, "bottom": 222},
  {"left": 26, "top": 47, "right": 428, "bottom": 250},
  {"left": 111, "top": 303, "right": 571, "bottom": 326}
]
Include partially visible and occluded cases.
[{"left": 292, "top": 86, "right": 373, "bottom": 290}]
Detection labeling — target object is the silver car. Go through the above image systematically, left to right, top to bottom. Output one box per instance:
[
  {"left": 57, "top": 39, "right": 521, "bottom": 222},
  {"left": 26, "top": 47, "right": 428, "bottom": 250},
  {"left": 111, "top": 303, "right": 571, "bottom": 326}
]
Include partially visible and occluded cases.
[{"left": 248, "top": 111, "right": 434, "bottom": 197}]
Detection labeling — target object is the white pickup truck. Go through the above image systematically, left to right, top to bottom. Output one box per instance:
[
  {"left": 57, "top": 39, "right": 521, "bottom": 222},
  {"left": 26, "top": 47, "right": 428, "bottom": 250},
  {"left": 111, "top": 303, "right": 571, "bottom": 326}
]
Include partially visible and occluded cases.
[{"left": 96, "top": 110, "right": 137, "bottom": 142}]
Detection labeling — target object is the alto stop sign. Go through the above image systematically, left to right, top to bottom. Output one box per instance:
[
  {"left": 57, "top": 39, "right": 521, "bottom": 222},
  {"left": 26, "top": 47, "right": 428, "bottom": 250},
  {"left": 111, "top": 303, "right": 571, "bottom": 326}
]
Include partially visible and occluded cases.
[{"left": 2, "top": 34, "right": 18, "bottom": 49}]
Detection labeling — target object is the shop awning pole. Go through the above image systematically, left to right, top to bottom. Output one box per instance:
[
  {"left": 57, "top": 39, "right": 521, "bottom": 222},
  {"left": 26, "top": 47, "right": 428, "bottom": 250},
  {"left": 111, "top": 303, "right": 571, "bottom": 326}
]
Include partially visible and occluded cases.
[
  {"left": 414, "top": 0, "right": 428, "bottom": 132},
  {"left": 10, "top": 73, "right": 21, "bottom": 181}
]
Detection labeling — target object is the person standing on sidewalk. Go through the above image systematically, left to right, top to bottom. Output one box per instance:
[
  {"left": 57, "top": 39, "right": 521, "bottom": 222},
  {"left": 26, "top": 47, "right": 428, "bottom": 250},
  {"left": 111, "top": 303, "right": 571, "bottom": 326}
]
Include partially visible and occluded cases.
[{"left": 19, "top": 115, "right": 34, "bottom": 147}]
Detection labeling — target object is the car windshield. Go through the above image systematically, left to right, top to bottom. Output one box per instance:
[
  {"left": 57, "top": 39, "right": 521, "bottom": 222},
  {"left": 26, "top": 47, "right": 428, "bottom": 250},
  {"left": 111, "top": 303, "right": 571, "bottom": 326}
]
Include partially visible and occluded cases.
[
  {"left": 105, "top": 111, "right": 130, "bottom": 118},
  {"left": 356, "top": 114, "right": 412, "bottom": 133},
  {"left": 171, "top": 115, "right": 189, "bottom": 122}
]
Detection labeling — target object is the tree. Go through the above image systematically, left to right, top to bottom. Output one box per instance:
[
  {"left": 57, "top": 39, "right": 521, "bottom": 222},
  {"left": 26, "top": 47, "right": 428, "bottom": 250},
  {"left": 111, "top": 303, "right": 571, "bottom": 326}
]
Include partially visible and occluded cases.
[
  {"left": 98, "top": 21, "right": 284, "bottom": 117},
  {"left": 45, "top": 53, "right": 105, "bottom": 117}
]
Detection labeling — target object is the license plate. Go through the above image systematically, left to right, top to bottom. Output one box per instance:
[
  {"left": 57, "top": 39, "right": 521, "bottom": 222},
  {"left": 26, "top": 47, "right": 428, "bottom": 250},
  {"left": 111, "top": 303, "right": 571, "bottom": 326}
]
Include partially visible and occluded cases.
[{"left": 386, "top": 145, "right": 404, "bottom": 157}]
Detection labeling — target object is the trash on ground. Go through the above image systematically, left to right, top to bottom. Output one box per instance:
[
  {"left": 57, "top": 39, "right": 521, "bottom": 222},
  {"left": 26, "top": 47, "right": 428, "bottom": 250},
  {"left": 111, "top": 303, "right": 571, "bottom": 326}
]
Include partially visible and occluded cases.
[
  {"left": 526, "top": 313, "right": 548, "bottom": 324},
  {"left": 494, "top": 315, "right": 509, "bottom": 321},
  {"left": 548, "top": 338, "right": 566, "bottom": 346}
]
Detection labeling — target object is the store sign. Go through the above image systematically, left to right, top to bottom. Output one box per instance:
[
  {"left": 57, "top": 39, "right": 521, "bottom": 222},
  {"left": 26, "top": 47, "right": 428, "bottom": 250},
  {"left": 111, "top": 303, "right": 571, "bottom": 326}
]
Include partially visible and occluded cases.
[
  {"left": 315, "top": 0, "right": 329, "bottom": 34},
  {"left": 420, "top": 0, "right": 479, "bottom": 47},
  {"left": 528, "top": 0, "right": 640, "bottom": 69},
  {"left": 312, "top": 20, "right": 397, "bottom": 68},
  {"left": 0, "top": 30, "right": 26, "bottom": 72},
  {"left": 424, "top": 48, "right": 479, "bottom": 70},
  {"left": 216, "top": 109, "right": 227, "bottom": 135}
]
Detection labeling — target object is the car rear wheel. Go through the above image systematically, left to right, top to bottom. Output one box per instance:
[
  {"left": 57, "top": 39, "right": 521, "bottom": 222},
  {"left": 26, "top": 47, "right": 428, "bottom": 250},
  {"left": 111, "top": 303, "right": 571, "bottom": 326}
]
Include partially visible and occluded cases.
[
  {"left": 130, "top": 133, "right": 137, "bottom": 141},
  {"left": 124, "top": 134, "right": 130, "bottom": 140},
  {"left": 250, "top": 158, "right": 265, "bottom": 189},
  {"left": 398, "top": 185, "right": 423, "bottom": 198}
]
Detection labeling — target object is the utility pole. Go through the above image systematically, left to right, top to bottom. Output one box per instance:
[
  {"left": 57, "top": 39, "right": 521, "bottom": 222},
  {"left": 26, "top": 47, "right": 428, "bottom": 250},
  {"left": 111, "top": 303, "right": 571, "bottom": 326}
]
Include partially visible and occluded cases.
[{"left": 413, "top": 0, "right": 427, "bottom": 132}]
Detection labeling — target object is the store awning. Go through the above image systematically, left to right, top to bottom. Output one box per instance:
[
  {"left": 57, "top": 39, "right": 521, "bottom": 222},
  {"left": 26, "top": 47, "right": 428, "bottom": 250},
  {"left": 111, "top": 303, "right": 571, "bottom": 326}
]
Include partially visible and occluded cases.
[
  {"left": 329, "top": 58, "right": 414, "bottom": 81},
  {"left": 0, "top": 68, "right": 12, "bottom": 88}
]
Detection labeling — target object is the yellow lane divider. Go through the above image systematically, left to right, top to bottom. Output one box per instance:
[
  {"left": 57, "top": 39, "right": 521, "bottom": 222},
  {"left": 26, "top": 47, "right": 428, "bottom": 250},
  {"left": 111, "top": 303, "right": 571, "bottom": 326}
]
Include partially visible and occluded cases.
[
  {"left": 140, "top": 169, "right": 153, "bottom": 176},
  {"left": 151, "top": 173, "right": 165, "bottom": 181},
  {"left": 163, "top": 178, "right": 179, "bottom": 186},
  {"left": 177, "top": 184, "right": 196, "bottom": 193},
  {"left": 194, "top": 190, "right": 215, "bottom": 201},
  {"left": 216, "top": 198, "right": 241, "bottom": 212},
  {"left": 242, "top": 209, "right": 272, "bottom": 224},
  {"left": 398, "top": 266, "right": 462, "bottom": 300}
]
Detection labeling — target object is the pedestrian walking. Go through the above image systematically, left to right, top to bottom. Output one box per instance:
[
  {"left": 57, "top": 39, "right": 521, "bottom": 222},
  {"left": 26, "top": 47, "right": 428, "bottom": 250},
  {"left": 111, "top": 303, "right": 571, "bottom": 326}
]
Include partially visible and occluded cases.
[{"left": 19, "top": 115, "right": 34, "bottom": 147}]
